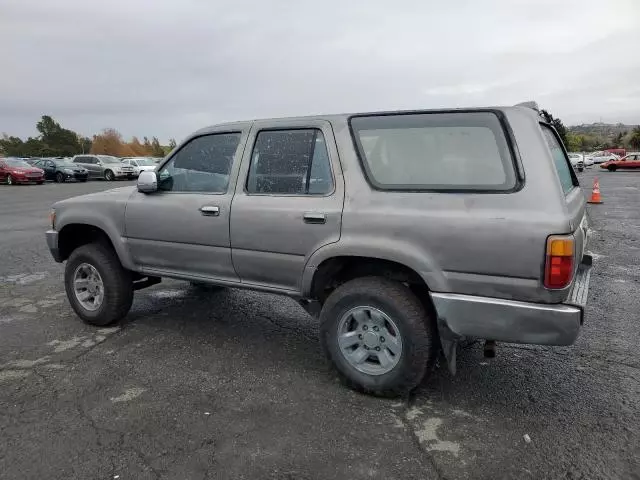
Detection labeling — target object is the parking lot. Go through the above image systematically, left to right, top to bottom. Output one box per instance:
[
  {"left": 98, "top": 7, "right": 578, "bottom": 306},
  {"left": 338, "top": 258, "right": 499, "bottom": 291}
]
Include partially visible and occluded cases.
[{"left": 1, "top": 171, "right": 639, "bottom": 479}]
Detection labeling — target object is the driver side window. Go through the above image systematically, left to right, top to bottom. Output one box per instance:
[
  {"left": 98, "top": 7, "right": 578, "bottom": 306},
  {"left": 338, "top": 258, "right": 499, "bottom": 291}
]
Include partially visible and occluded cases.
[{"left": 157, "top": 133, "right": 242, "bottom": 193}]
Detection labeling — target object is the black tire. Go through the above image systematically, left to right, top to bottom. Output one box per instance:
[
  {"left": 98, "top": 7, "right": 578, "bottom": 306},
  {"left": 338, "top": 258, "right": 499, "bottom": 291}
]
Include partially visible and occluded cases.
[
  {"left": 607, "top": 165, "right": 617, "bottom": 172},
  {"left": 104, "top": 170, "right": 115, "bottom": 181},
  {"left": 55, "top": 172, "right": 65, "bottom": 183},
  {"left": 7, "top": 174, "right": 14, "bottom": 185},
  {"left": 79, "top": 179, "right": 88, "bottom": 182},
  {"left": 37, "top": 181, "right": 44, "bottom": 185},
  {"left": 65, "top": 243, "right": 133, "bottom": 326},
  {"left": 319, "top": 276, "right": 438, "bottom": 397}
]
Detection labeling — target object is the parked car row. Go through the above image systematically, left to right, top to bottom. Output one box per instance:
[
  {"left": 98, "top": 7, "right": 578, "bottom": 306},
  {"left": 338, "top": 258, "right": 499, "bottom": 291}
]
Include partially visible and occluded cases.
[
  {"left": 599, "top": 152, "right": 640, "bottom": 171},
  {"left": 1, "top": 155, "right": 163, "bottom": 185},
  {"left": 0, "top": 158, "right": 45, "bottom": 184}
]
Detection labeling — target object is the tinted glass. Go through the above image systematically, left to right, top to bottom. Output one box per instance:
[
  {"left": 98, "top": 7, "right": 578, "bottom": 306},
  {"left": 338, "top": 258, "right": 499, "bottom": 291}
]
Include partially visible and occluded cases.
[
  {"left": 350, "top": 112, "right": 515, "bottom": 190},
  {"left": 542, "top": 125, "right": 577, "bottom": 195},
  {"left": 246, "top": 129, "right": 333, "bottom": 195},
  {"left": 157, "top": 133, "right": 241, "bottom": 193},
  {"left": 98, "top": 156, "right": 120, "bottom": 164}
]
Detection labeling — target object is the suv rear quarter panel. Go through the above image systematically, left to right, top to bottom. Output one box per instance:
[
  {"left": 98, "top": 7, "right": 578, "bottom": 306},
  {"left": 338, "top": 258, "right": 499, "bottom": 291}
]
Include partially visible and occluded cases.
[{"left": 303, "top": 108, "right": 579, "bottom": 304}]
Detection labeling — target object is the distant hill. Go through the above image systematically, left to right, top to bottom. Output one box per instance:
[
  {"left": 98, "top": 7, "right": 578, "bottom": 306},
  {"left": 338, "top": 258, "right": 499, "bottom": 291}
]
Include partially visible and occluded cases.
[{"left": 568, "top": 123, "right": 638, "bottom": 137}]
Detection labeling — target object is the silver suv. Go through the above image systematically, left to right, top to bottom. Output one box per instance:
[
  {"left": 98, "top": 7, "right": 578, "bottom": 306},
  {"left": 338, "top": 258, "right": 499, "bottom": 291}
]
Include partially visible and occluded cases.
[
  {"left": 46, "top": 103, "right": 592, "bottom": 396},
  {"left": 71, "top": 154, "right": 136, "bottom": 181}
]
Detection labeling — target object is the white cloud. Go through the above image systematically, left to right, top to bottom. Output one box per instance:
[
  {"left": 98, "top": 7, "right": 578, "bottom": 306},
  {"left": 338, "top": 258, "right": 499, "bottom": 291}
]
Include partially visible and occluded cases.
[{"left": 1, "top": 0, "right": 638, "bottom": 142}]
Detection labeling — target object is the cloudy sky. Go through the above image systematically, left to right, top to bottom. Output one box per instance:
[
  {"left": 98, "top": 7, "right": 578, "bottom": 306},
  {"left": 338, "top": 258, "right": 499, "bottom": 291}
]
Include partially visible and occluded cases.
[{"left": 2, "top": 0, "right": 639, "bottom": 142}]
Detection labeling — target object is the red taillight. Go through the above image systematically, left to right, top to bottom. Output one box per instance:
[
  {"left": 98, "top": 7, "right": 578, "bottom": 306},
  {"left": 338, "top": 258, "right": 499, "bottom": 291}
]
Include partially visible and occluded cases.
[{"left": 544, "top": 235, "right": 575, "bottom": 289}]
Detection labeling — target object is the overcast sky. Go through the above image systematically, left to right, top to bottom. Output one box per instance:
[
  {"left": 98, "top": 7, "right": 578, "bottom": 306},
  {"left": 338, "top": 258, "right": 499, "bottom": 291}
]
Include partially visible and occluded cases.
[{"left": 2, "top": 0, "right": 639, "bottom": 142}]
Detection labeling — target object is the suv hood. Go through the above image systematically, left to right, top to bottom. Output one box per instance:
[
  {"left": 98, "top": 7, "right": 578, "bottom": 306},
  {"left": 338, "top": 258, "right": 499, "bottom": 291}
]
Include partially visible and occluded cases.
[
  {"left": 9, "top": 166, "right": 43, "bottom": 174},
  {"left": 54, "top": 186, "right": 136, "bottom": 207}
]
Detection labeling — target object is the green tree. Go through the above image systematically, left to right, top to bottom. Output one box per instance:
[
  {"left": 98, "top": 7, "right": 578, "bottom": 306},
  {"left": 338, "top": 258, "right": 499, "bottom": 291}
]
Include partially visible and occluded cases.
[
  {"left": 540, "top": 109, "right": 568, "bottom": 146},
  {"left": 36, "top": 115, "right": 79, "bottom": 156},
  {"left": 629, "top": 127, "right": 640, "bottom": 150},
  {"left": 565, "top": 132, "right": 582, "bottom": 152},
  {"left": 613, "top": 132, "right": 624, "bottom": 146},
  {"left": 0, "top": 134, "right": 25, "bottom": 156},
  {"left": 78, "top": 136, "right": 92, "bottom": 154},
  {"left": 150, "top": 136, "right": 164, "bottom": 157}
]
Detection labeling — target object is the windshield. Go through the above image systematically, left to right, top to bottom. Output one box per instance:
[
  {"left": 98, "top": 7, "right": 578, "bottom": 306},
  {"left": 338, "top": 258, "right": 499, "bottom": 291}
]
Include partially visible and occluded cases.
[
  {"left": 97, "top": 155, "right": 120, "bottom": 164},
  {"left": 4, "top": 159, "right": 32, "bottom": 167},
  {"left": 136, "top": 159, "right": 156, "bottom": 166}
]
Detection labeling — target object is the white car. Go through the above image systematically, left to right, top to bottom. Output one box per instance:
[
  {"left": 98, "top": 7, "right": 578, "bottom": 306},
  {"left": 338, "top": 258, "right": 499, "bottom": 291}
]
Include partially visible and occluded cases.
[
  {"left": 586, "top": 151, "right": 619, "bottom": 164},
  {"left": 568, "top": 153, "right": 584, "bottom": 171},
  {"left": 121, "top": 157, "right": 158, "bottom": 175}
]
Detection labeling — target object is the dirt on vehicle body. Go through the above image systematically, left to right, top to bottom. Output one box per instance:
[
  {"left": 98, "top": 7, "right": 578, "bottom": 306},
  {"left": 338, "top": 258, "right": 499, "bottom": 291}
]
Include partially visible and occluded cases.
[{"left": 46, "top": 103, "right": 592, "bottom": 396}]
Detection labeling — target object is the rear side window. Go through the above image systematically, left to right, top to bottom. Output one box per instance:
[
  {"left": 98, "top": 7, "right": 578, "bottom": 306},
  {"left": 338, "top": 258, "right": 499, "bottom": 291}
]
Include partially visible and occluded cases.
[
  {"left": 350, "top": 112, "right": 516, "bottom": 191},
  {"left": 541, "top": 125, "right": 577, "bottom": 195},
  {"left": 246, "top": 129, "right": 334, "bottom": 195}
]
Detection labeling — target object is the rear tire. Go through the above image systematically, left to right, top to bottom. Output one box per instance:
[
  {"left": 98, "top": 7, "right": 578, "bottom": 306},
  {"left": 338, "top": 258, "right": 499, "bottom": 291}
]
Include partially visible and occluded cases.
[
  {"left": 104, "top": 170, "right": 115, "bottom": 181},
  {"left": 55, "top": 172, "right": 65, "bottom": 183},
  {"left": 65, "top": 243, "right": 133, "bottom": 326},
  {"left": 319, "top": 276, "right": 438, "bottom": 397}
]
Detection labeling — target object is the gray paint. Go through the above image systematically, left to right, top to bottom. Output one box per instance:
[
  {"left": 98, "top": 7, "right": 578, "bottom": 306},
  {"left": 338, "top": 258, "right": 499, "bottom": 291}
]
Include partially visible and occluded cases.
[{"left": 47, "top": 105, "right": 591, "bottom": 347}]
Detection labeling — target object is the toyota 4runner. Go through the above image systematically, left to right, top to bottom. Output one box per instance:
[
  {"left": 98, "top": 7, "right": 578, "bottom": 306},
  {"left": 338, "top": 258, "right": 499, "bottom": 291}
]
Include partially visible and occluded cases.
[{"left": 46, "top": 103, "right": 592, "bottom": 397}]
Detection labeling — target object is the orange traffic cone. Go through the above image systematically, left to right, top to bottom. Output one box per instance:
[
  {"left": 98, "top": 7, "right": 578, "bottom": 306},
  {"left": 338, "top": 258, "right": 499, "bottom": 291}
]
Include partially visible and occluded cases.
[{"left": 587, "top": 177, "right": 603, "bottom": 204}]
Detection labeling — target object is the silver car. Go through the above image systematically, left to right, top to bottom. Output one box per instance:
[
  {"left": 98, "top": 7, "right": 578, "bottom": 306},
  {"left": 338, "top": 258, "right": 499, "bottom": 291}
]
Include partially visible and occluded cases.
[
  {"left": 47, "top": 103, "right": 592, "bottom": 396},
  {"left": 71, "top": 155, "right": 136, "bottom": 181}
]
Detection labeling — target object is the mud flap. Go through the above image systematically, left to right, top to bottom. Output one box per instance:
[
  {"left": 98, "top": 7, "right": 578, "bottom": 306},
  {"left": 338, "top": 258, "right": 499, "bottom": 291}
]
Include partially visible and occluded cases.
[{"left": 437, "top": 316, "right": 459, "bottom": 375}]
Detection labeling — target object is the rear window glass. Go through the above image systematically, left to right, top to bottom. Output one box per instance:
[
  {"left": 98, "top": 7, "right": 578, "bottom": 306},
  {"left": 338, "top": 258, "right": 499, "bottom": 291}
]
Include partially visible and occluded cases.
[
  {"left": 350, "top": 112, "right": 516, "bottom": 191},
  {"left": 541, "top": 125, "right": 577, "bottom": 195}
]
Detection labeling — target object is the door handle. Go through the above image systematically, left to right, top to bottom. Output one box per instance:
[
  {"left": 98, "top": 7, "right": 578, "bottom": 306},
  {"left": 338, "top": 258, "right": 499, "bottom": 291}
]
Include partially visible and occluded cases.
[
  {"left": 200, "top": 206, "right": 220, "bottom": 216},
  {"left": 303, "top": 212, "right": 327, "bottom": 224}
]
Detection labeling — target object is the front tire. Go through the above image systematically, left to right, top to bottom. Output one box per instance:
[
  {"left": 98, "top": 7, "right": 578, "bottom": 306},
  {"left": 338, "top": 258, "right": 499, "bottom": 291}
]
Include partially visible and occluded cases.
[
  {"left": 608, "top": 165, "right": 617, "bottom": 172},
  {"left": 104, "top": 170, "right": 115, "bottom": 181},
  {"left": 55, "top": 172, "right": 65, "bottom": 183},
  {"left": 7, "top": 175, "right": 14, "bottom": 185},
  {"left": 65, "top": 243, "right": 133, "bottom": 326},
  {"left": 320, "top": 277, "right": 438, "bottom": 397}
]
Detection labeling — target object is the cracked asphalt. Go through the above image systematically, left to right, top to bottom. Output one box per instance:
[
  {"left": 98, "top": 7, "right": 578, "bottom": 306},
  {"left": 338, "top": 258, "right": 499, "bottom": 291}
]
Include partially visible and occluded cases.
[{"left": 1, "top": 170, "right": 639, "bottom": 480}]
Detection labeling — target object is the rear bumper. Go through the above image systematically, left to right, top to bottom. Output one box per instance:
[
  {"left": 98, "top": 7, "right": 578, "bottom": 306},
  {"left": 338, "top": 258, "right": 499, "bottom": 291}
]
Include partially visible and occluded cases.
[
  {"left": 46, "top": 230, "right": 62, "bottom": 262},
  {"left": 431, "top": 254, "right": 592, "bottom": 346}
]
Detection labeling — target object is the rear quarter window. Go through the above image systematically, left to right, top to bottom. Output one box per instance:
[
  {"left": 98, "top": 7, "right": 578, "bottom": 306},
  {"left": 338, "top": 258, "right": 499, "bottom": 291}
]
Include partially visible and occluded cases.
[
  {"left": 349, "top": 111, "right": 517, "bottom": 191},
  {"left": 541, "top": 125, "right": 578, "bottom": 195}
]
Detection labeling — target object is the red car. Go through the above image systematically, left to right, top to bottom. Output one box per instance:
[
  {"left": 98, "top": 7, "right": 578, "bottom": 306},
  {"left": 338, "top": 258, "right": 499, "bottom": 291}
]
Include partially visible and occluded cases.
[
  {"left": 600, "top": 152, "right": 640, "bottom": 172},
  {"left": 0, "top": 158, "right": 45, "bottom": 185}
]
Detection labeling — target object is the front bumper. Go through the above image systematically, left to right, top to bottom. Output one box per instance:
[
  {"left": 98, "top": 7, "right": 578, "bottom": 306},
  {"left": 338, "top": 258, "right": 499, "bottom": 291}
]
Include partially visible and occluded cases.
[
  {"left": 65, "top": 172, "right": 88, "bottom": 181},
  {"left": 14, "top": 175, "right": 44, "bottom": 183},
  {"left": 46, "top": 230, "right": 62, "bottom": 262},
  {"left": 431, "top": 254, "right": 593, "bottom": 346}
]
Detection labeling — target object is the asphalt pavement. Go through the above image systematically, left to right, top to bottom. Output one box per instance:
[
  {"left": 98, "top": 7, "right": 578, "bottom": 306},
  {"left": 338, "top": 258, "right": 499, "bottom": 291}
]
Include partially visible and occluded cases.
[{"left": 1, "top": 171, "right": 639, "bottom": 480}]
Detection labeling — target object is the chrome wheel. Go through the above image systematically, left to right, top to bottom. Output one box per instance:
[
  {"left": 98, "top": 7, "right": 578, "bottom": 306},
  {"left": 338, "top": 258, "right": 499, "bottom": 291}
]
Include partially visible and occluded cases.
[
  {"left": 7, "top": 175, "right": 13, "bottom": 185},
  {"left": 73, "top": 263, "right": 104, "bottom": 311},
  {"left": 337, "top": 306, "right": 403, "bottom": 376}
]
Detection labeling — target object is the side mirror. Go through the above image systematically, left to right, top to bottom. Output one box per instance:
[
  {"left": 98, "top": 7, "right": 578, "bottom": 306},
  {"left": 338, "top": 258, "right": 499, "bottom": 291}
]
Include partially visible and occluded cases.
[{"left": 137, "top": 170, "right": 158, "bottom": 193}]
